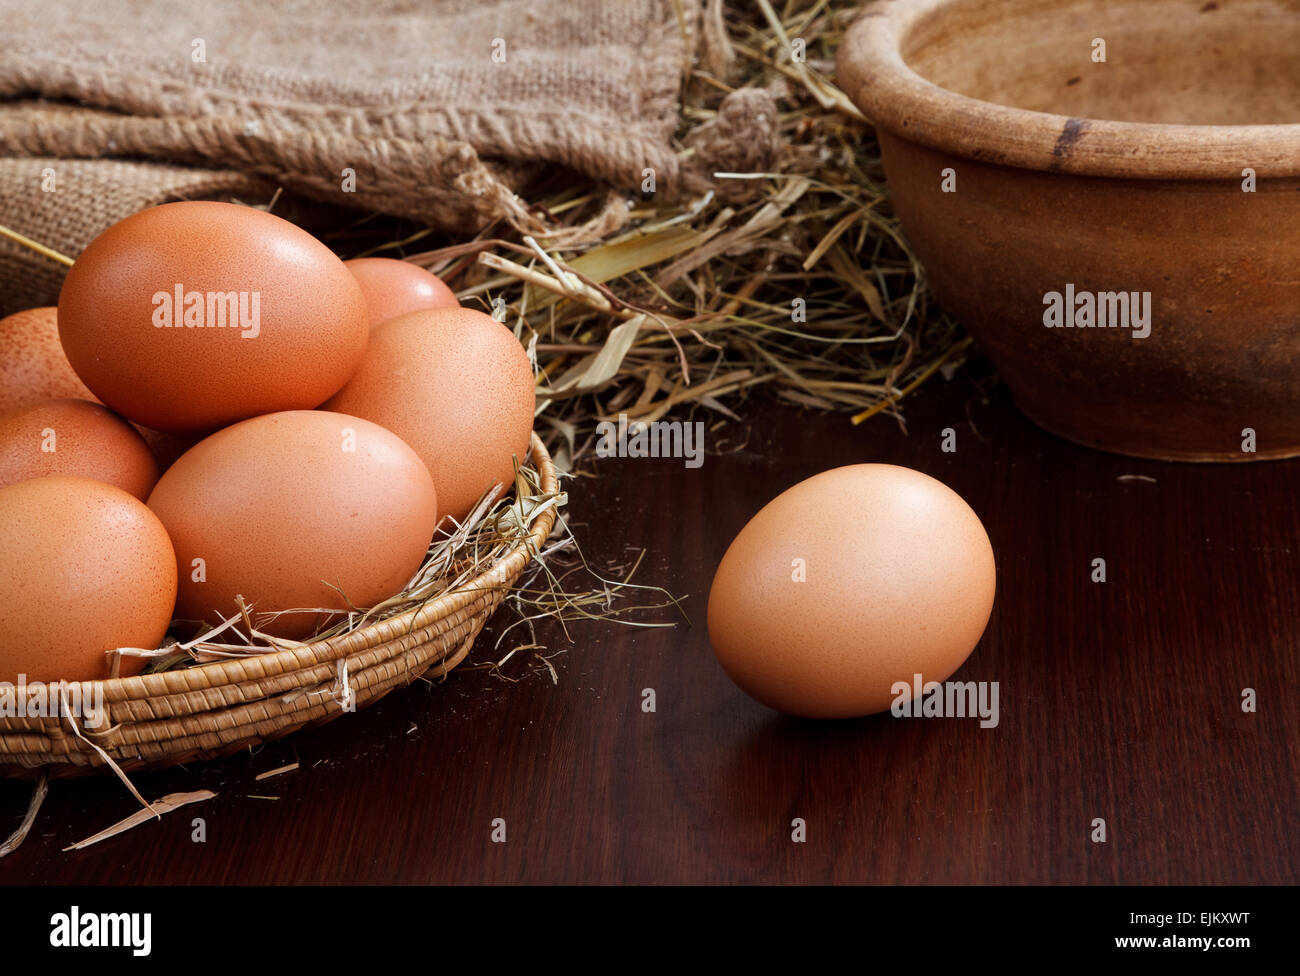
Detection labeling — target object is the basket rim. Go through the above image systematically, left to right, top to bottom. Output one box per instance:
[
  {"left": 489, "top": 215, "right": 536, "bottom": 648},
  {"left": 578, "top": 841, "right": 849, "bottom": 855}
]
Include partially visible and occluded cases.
[{"left": 58, "top": 431, "right": 559, "bottom": 703}]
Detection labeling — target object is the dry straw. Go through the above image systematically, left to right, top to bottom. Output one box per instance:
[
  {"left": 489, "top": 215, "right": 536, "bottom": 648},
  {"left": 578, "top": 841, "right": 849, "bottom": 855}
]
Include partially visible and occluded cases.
[{"left": 339, "top": 0, "right": 969, "bottom": 464}]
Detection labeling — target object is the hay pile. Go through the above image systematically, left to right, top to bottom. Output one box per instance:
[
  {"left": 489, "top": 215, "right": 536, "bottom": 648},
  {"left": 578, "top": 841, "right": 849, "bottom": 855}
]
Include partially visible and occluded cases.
[{"left": 342, "top": 0, "right": 968, "bottom": 471}]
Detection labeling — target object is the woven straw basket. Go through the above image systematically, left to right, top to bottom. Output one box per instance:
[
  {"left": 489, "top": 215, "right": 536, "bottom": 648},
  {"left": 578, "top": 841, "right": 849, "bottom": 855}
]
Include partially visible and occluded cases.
[{"left": 0, "top": 433, "right": 558, "bottom": 779}]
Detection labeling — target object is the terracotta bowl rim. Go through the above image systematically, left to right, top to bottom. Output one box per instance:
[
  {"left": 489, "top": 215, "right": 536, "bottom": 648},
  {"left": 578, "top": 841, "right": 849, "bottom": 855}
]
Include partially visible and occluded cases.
[{"left": 835, "top": 0, "right": 1300, "bottom": 179}]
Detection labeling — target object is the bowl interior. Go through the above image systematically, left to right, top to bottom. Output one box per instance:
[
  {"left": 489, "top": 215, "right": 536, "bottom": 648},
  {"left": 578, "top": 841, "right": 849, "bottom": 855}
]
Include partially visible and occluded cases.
[{"left": 901, "top": 0, "right": 1300, "bottom": 125}]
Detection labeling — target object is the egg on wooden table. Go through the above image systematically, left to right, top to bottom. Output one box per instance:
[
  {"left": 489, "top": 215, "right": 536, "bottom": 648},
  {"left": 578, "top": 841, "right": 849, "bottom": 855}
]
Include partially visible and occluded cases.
[
  {"left": 58, "top": 201, "right": 369, "bottom": 433},
  {"left": 344, "top": 257, "right": 459, "bottom": 328},
  {"left": 0, "top": 306, "right": 95, "bottom": 414},
  {"left": 324, "top": 307, "right": 536, "bottom": 523},
  {"left": 0, "top": 398, "right": 161, "bottom": 500},
  {"left": 147, "top": 410, "right": 439, "bottom": 640},
  {"left": 707, "top": 464, "right": 996, "bottom": 719},
  {"left": 0, "top": 475, "right": 177, "bottom": 683}
]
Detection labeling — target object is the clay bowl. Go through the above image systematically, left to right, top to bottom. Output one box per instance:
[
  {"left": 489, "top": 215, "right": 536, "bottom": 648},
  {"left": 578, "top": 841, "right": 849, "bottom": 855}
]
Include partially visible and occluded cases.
[{"left": 837, "top": 0, "right": 1300, "bottom": 461}]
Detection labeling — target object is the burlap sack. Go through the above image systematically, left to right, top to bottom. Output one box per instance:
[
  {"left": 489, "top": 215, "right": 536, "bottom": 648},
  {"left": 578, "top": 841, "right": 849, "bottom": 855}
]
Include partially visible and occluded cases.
[
  {"left": 0, "top": 0, "right": 744, "bottom": 315},
  {"left": 0, "top": 155, "right": 270, "bottom": 315}
]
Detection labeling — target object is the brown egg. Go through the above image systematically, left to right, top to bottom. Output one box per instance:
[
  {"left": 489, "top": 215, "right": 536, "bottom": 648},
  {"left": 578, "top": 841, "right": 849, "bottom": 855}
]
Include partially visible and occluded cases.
[
  {"left": 58, "top": 201, "right": 369, "bottom": 433},
  {"left": 344, "top": 257, "right": 459, "bottom": 328},
  {"left": 0, "top": 307, "right": 95, "bottom": 414},
  {"left": 324, "top": 308, "right": 535, "bottom": 522},
  {"left": 0, "top": 399, "right": 161, "bottom": 500},
  {"left": 147, "top": 410, "right": 438, "bottom": 640},
  {"left": 707, "top": 464, "right": 996, "bottom": 719},
  {"left": 0, "top": 475, "right": 176, "bottom": 683}
]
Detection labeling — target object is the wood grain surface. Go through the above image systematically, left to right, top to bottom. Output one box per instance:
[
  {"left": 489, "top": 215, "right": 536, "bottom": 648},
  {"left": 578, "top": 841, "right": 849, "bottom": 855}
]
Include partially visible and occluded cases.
[{"left": 2, "top": 365, "right": 1298, "bottom": 884}]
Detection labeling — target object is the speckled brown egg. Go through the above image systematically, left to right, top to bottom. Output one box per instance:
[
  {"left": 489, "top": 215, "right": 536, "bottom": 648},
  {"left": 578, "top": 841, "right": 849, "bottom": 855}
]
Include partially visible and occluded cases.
[
  {"left": 58, "top": 201, "right": 369, "bottom": 433},
  {"left": 344, "top": 257, "right": 459, "bottom": 328},
  {"left": 0, "top": 306, "right": 95, "bottom": 414},
  {"left": 323, "top": 307, "right": 535, "bottom": 522},
  {"left": 0, "top": 398, "right": 161, "bottom": 500},
  {"left": 147, "top": 410, "right": 438, "bottom": 640},
  {"left": 707, "top": 464, "right": 996, "bottom": 719},
  {"left": 0, "top": 475, "right": 176, "bottom": 683}
]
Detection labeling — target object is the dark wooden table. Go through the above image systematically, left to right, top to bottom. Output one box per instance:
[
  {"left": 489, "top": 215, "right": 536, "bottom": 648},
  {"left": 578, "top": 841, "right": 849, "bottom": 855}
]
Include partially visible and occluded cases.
[{"left": 3, "top": 365, "right": 1298, "bottom": 884}]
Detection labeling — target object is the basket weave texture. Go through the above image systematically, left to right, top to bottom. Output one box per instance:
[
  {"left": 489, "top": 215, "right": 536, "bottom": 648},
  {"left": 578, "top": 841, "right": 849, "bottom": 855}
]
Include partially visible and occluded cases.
[{"left": 0, "top": 433, "right": 558, "bottom": 779}]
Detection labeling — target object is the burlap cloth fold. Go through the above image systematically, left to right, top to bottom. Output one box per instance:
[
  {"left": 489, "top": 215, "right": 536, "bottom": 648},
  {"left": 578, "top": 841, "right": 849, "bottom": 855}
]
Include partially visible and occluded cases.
[{"left": 0, "top": 0, "right": 778, "bottom": 315}]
